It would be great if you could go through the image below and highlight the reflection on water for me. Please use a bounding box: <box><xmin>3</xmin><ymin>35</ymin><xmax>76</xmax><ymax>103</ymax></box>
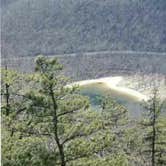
<box><xmin>80</xmin><ymin>83</ymin><xmax>143</xmax><ymax>119</ymax></box>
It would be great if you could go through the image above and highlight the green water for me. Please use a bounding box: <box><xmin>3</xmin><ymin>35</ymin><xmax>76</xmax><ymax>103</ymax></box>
<box><xmin>80</xmin><ymin>83</ymin><xmax>143</xmax><ymax>118</ymax></box>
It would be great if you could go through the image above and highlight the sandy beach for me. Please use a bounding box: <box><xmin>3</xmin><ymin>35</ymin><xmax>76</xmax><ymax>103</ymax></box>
<box><xmin>69</xmin><ymin>76</ymin><xmax>148</xmax><ymax>102</ymax></box>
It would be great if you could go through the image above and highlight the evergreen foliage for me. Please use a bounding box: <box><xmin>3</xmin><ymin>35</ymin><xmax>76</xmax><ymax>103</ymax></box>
<box><xmin>1</xmin><ymin>57</ymin><xmax>166</xmax><ymax>166</ymax></box>
<box><xmin>141</xmin><ymin>90</ymin><xmax>166</xmax><ymax>166</ymax></box>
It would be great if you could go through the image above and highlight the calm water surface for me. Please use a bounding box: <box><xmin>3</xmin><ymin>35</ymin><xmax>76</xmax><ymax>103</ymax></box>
<box><xmin>80</xmin><ymin>83</ymin><xmax>144</xmax><ymax>119</ymax></box>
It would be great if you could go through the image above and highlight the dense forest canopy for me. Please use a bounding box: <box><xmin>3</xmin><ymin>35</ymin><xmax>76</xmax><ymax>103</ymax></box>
<box><xmin>1</xmin><ymin>0</ymin><xmax>166</xmax><ymax>58</ymax></box>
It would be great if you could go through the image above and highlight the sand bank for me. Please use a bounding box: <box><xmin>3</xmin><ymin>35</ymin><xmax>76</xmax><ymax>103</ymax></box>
<box><xmin>69</xmin><ymin>76</ymin><xmax>148</xmax><ymax>102</ymax></box>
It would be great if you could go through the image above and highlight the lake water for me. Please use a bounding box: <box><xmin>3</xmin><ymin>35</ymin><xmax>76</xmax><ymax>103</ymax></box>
<box><xmin>80</xmin><ymin>83</ymin><xmax>144</xmax><ymax>119</ymax></box>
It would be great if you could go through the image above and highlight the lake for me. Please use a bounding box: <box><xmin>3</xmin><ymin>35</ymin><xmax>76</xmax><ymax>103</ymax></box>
<box><xmin>80</xmin><ymin>82</ymin><xmax>144</xmax><ymax>119</ymax></box>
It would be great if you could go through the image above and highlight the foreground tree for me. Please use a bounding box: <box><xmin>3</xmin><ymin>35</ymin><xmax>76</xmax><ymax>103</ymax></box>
<box><xmin>101</xmin><ymin>96</ymin><xmax>128</xmax><ymax>129</ymax></box>
<box><xmin>2</xmin><ymin>56</ymin><xmax>123</xmax><ymax>166</ymax></box>
<box><xmin>100</xmin><ymin>96</ymin><xmax>130</xmax><ymax>160</ymax></box>
<box><xmin>1</xmin><ymin>66</ymin><xmax>21</xmax><ymax>116</ymax></box>
<box><xmin>1</xmin><ymin>66</ymin><xmax>28</xmax><ymax>138</ymax></box>
<box><xmin>141</xmin><ymin>89</ymin><xmax>166</xmax><ymax>166</ymax></box>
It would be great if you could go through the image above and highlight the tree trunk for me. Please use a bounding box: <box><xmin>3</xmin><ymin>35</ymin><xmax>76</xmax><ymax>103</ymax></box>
<box><xmin>50</xmin><ymin>87</ymin><xmax>66</xmax><ymax>166</ymax></box>
<box><xmin>152</xmin><ymin>96</ymin><xmax>156</xmax><ymax>166</ymax></box>
<box><xmin>5</xmin><ymin>65</ymin><xmax>10</xmax><ymax>116</ymax></box>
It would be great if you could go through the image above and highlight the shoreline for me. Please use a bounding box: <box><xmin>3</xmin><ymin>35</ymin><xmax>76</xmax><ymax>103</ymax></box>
<box><xmin>69</xmin><ymin>76</ymin><xmax>149</xmax><ymax>102</ymax></box>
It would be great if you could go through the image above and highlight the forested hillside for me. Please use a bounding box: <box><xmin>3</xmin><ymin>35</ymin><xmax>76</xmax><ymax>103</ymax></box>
<box><xmin>1</xmin><ymin>0</ymin><xmax>166</xmax><ymax>58</ymax></box>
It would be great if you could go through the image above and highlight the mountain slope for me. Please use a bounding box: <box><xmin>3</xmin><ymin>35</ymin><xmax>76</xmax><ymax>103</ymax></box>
<box><xmin>1</xmin><ymin>0</ymin><xmax>166</xmax><ymax>57</ymax></box>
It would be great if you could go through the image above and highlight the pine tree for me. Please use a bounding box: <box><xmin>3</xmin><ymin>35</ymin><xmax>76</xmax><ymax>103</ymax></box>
<box><xmin>1</xmin><ymin>56</ymin><xmax>132</xmax><ymax>166</ymax></box>
<box><xmin>1</xmin><ymin>66</ymin><xmax>27</xmax><ymax>136</ymax></box>
<box><xmin>1</xmin><ymin>56</ymin><xmax>118</xmax><ymax>166</ymax></box>
<box><xmin>101</xmin><ymin>96</ymin><xmax>128</xmax><ymax>129</ymax></box>
<box><xmin>100</xmin><ymin>96</ymin><xmax>129</xmax><ymax>159</ymax></box>
<box><xmin>141</xmin><ymin>89</ymin><xmax>166</xmax><ymax>166</ymax></box>
<box><xmin>25</xmin><ymin>56</ymin><xmax>91</xmax><ymax>166</ymax></box>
